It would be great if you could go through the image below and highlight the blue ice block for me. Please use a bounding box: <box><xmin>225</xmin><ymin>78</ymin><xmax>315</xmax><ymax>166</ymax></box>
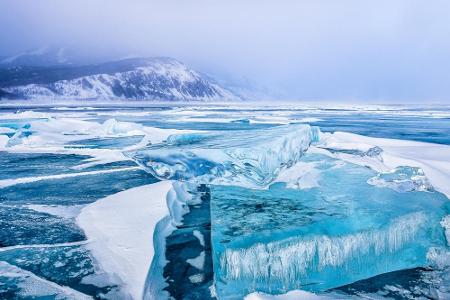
<box><xmin>210</xmin><ymin>154</ymin><xmax>449</xmax><ymax>299</ymax></box>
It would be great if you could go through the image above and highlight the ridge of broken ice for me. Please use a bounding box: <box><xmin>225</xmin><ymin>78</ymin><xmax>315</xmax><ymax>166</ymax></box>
<box><xmin>128</xmin><ymin>124</ymin><xmax>320</xmax><ymax>187</ymax></box>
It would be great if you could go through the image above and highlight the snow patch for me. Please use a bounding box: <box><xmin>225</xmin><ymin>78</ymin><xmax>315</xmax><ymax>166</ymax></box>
<box><xmin>187</xmin><ymin>251</ymin><xmax>205</xmax><ymax>270</ymax></box>
<box><xmin>193</xmin><ymin>230</ymin><xmax>205</xmax><ymax>247</ymax></box>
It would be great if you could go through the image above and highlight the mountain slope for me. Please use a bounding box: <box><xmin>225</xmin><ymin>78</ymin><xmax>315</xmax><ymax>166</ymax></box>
<box><xmin>0</xmin><ymin>57</ymin><xmax>239</xmax><ymax>101</ymax></box>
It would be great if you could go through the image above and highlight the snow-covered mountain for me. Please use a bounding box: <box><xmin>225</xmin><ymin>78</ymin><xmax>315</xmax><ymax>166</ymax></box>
<box><xmin>0</xmin><ymin>57</ymin><xmax>239</xmax><ymax>101</ymax></box>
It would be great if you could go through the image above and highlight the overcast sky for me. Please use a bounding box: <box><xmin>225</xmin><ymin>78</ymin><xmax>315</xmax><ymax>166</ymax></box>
<box><xmin>1</xmin><ymin>0</ymin><xmax>450</xmax><ymax>103</ymax></box>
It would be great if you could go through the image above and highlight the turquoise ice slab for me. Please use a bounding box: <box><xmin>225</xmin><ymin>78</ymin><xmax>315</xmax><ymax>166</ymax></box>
<box><xmin>210</xmin><ymin>154</ymin><xmax>449</xmax><ymax>299</ymax></box>
<box><xmin>129</xmin><ymin>124</ymin><xmax>319</xmax><ymax>187</ymax></box>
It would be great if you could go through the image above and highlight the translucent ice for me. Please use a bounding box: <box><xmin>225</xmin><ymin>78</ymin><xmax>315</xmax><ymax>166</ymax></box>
<box><xmin>367</xmin><ymin>166</ymin><xmax>433</xmax><ymax>192</ymax></box>
<box><xmin>128</xmin><ymin>125</ymin><xmax>320</xmax><ymax>187</ymax></box>
<box><xmin>211</xmin><ymin>154</ymin><xmax>449</xmax><ymax>299</ymax></box>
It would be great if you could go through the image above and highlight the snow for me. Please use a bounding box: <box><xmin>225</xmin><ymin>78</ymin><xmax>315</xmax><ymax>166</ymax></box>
<box><xmin>0</xmin><ymin>127</ymin><xmax>16</xmax><ymax>134</ymax></box>
<box><xmin>0</xmin><ymin>110</ymin><xmax>49</xmax><ymax>119</ymax></box>
<box><xmin>0</xmin><ymin>135</ymin><xmax>8</xmax><ymax>148</ymax></box>
<box><xmin>0</xmin><ymin>113</ymin><xmax>192</xmax><ymax>170</ymax></box>
<box><xmin>76</xmin><ymin>181</ymin><xmax>173</xmax><ymax>300</ymax></box>
<box><xmin>25</xmin><ymin>204</ymin><xmax>84</xmax><ymax>219</ymax></box>
<box><xmin>188</xmin><ymin>274</ymin><xmax>205</xmax><ymax>284</ymax></box>
<box><xmin>4</xmin><ymin>58</ymin><xmax>238</xmax><ymax>101</ymax></box>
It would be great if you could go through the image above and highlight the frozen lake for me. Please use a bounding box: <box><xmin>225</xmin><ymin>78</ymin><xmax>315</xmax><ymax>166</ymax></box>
<box><xmin>0</xmin><ymin>104</ymin><xmax>449</xmax><ymax>299</ymax></box>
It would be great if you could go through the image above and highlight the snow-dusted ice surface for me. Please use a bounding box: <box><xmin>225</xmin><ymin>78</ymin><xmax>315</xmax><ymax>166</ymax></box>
<box><xmin>0</xmin><ymin>104</ymin><xmax>449</xmax><ymax>300</ymax></box>
<box><xmin>77</xmin><ymin>182</ymin><xmax>174</xmax><ymax>299</ymax></box>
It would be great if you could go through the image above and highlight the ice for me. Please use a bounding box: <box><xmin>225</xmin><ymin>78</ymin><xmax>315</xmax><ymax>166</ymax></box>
<box><xmin>193</xmin><ymin>230</ymin><xmax>206</xmax><ymax>247</ymax></box>
<box><xmin>2</xmin><ymin>106</ymin><xmax>450</xmax><ymax>299</ymax></box>
<box><xmin>273</xmin><ymin>161</ymin><xmax>324</xmax><ymax>189</ymax></box>
<box><xmin>245</xmin><ymin>290</ymin><xmax>335</xmax><ymax>300</ymax></box>
<box><xmin>0</xmin><ymin>166</ymin><xmax>138</xmax><ymax>188</ymax></box>
<box><xmin>0</xmin><ymin>135</ymin><xmax>9</xmax><ymax>148</ymax></box>
<box><xmin>0</xmin><ymin>112</ymin><xmax>192</xmax><ymax>170</ymax></box>
<box><xmin>187</xmin><ymin>251</ymin><xmax>206</xmax><ymax>270</ymax></box>
<box><xmin>100</xmin><ymin>118</ymin><xmax>145</xmax><ymax>136</ymax></box>
<box><xmin>25</xmin><ymin>204</ymin><xmax>84</xmax><ymax>219</ymax></box>
<box><xmin>441</xmin><ymin>215</ymin><xmax>450</xmax><ymax>246</ymax></box>
<box><xmin>367</xmin><ymin>166</ymin><xmax>433</xmax><ymax>192</ymax></box>
<box><xmin>77</xmin><ymin>180</ymin><xmax>199</xmax><ymax>300</ymax></box>
<box><xmin>316</xmin><ymin>131</ymin><xmax>450</xmax><ymax>197</ymax></box>
<box><xmin>0</xmin><ymin>261</ymin><xmax>91</xmax><ymax>300</ymax></box>
<box><xmin>220</xmin><ymin>212</ymin><xmax>426</xmax><ymax>283</ymax></box>
<box><xmin>128</xmin><ymin>124</ymin><xmax>320</xmax><ymax>187</ymax></box>
<box><xmin>319</xmin><ymin>144</ymin><xmax>383</xmax><ymax>159</ymax></box>
<box><xmin>211</xmin><ymin>153</ymin><xmax>449</xmax><ymax>298</ymax></box>
<box><xmin>77</xmin><ymin>182</ymin><xmax>174</xmax><ymax>300</ymax></box>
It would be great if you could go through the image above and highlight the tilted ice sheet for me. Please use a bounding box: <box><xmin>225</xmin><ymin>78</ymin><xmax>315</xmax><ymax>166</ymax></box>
<box><xmin>128</xmin><ymin>124</ymin><xmax>320</xmax><ymax>187</ymax></box>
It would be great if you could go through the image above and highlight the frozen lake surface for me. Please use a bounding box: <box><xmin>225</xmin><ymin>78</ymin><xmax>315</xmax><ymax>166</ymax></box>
<box><xmin>0</xmin><ymin>104</ymin><xmax>449</xmax><ymax>299</ymax></box>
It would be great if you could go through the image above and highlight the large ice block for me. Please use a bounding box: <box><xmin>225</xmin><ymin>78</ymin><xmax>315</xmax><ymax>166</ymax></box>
<box><xmin>128</xmin><ymin>124</ymin><xmax>320</xmax><ymax>187</ymax></box>
<box><xmin>210</xmin><ymin>154</ymin><xmax>449</xmax><ymax>299</ymax></box>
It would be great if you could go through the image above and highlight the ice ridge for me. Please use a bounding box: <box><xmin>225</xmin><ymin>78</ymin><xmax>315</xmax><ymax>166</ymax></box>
<box><xmin>128</xmin><ymin>125</ymin><xmax>320</xmax><ymax>187</ymax></box>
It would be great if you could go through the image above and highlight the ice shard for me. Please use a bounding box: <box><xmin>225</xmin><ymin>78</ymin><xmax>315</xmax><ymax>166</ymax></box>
<box><xmin>128</xmin><ymin>124</ymin><xmax>320</xmax><ymax>187</ymax></box>
<box><xmin>367</xmin><ymin>166</ymin><xmax>433</xmax><ymax>192</ymax></box>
